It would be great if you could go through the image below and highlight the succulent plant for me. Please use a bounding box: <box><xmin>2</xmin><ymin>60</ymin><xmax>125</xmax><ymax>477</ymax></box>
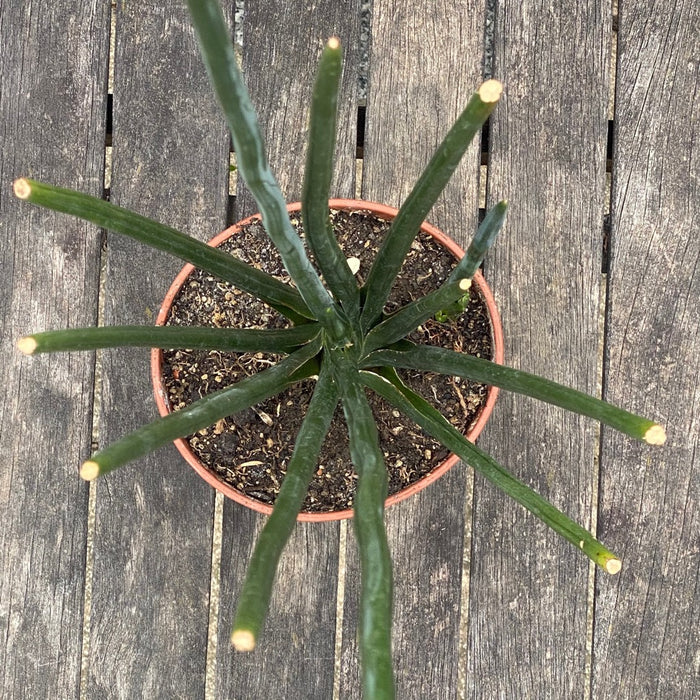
<box><xmin>14</xmin><ymin>1</ymin><xmax>665</xmax><ymax>697</ymax></box>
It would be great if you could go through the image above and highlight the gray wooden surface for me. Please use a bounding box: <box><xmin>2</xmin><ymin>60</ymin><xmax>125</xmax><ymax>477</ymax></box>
<box><xmin>594</xmin><ymin>1</ymin><xmax>700</xmax><ymax>697</ymax></box>
<box><xmin>1</xmin><ymin>1</ymin><xmax>697</xmax><ymax>699</ymax></box>
<box><xmin>469</xmin><ymin>1</ymin><xmax>609</xmax><ymax>696</ymax></box>
<box><xmin>1</xmin><ymin>2</ymin><xmax>109</xmax><ymax>698</ymax></box>
<box><xmin>88</xmin><ymin>5</ymin><xmax>228</xmax><ymax>697</ymax></box>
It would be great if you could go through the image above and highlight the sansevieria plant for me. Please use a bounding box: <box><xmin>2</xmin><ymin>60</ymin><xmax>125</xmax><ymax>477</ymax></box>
<box><xmin>13</xmin><ymin>1</ymin><xmax>665</xmax><ymax>697</ymax></box>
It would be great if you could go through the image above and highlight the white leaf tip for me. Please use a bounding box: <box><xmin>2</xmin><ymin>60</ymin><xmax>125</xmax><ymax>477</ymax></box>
<box><xmin>13</xmin><ymin>178</ymin><xmax>31</xmax><ymax>199</ymax></box>
<box><xmin>80</xmin><ymin>460</ymin><xmax>100</xmax><ymax>481</ymax></box>
<box><xmin>17</xmin><ymin>337</ymin><xmax>37</xmax><ymax>355</ymax></box>
<box><xmin>478</xmin><ymin>79</ymin><xmax>503</xmax><ymax>103</ymax></box>
<box><xmin>347</xmin><ymin>257</ymin><xmax>361</xmax><ymax>275</ymax></box>
<box><xmin>232</xmin><ymin>630</ymin><xmax>256</xmax><ymax>652</ymax></box>
<box><xmin>605</xmin><ymin>558</ymin><xmax>622</xmax><ymax>575</ymax></box>
<box><xmin>644</xmin><ymin>424</ymin><xmax>666</xmax><ymax>445</ymax></box>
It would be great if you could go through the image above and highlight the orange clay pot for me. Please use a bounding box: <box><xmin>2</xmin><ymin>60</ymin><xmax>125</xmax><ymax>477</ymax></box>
<box><xmin>151</xmin><ymin>199</ymin><xmax>504</xmax><ymax>522</ymax></box>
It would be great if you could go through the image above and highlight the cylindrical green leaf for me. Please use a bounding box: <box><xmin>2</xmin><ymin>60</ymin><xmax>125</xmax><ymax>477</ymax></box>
<box><xmin>13</xmin><ymin>178</ymin><xmax>309</xmax><ymax>320</ymax></box>
<box><xmin>363</xmin><ymin>201</ymin><xmax>508</xmax><ymax>350</ymax></box>
<box><xmin>186</xmin><ymin>0</ymin><xmax>346</xmax><ymax>332</ymax></box>
<box><xmin>302</xmin><ymin>38</ymin><xmax>361</xmax><ymax>319</ymax></box>
<box><xmin>363</xmin><ymin>278</ymin><xmax>471</xmax><ymax>353</ymax></box>
<box><xmin>361</xmin><ymin>368</ymin><xmax>622</xmax><ymax>574</ymax></box>
<box><xmin>18</xmin><ymin>324</ymin><xmax>320</xmax><ymax>354</ymax></box>
<box><xmin>448</xmin><ymin>200</ymin><xmax>508</xmax><ymax>281</ymax></box>
<box><xmin>365</xmin><ymin>344</ymin><xmax>665</xmax><ymax>444</ymax></box>
<box><xmin>360</xmin><ymin>80</ymin><xmax>503</xmax><ymax>330</ymax></box>
<box><xmin>232</xmin><ymin>368</ymin><xmax>339</xmax><ymax>651</ymax></box>
<box><xmin>80</xmin><ymin>337</ymin><xmax>321</xmax><ymax>480</ymax></box>
<box><xmin>331</xmin><ymin>353</ymin><xmax>395</xmax><ymax>700</ymax></box>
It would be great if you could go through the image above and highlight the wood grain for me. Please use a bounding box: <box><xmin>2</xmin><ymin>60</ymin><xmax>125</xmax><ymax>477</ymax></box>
<box><xmin>339</xmin><ymin>1</ymin><xmax>486</xmax><ymax>697</ymax></box>
<box><xmin>467</xmin><ymin>1</ymin><xmax>611</xmax><ymax>696</ymax></box>
<box><xmin>217</xmin><ymin>1</ymin><xmax>361</xmax><ymax>697</ymax></box>
<box><xmin>234</xmin><ymin>0</ymin><xmax>361</xmax><ymax>218</ymax></box>
<box><xmin>0</xmin><ymin>2</ymin><xmax>110</xmax><ymax>698</ymax></box>
<box><xmin>593</xmin><ymin>0</ymin><xmax>700</xmax><ymax>696</ymax></box>
<box><xmin>86</xmin><ymin>4</ymin><xmax>229</xmax><ymax>697</ymax></box>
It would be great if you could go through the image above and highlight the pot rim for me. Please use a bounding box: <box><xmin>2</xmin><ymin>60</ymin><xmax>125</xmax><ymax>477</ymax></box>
<box><xmin>150</xmin><ymin>198</ymin><xmax>504</xmax><ymax>521</ymax></box>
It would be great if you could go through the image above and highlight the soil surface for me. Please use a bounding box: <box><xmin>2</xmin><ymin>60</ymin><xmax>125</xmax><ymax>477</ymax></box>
<box><xmin>161</xmin><ymin>209</ymin><xmax>494</xmax><ymax>513</ymax></box>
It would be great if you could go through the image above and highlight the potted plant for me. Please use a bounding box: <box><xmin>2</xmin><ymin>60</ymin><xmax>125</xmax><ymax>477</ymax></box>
<box><xmin>13</xmin><ymin>1</ymin><xmax>665</xmax><ymax>697</ymax></box>
<box><xmin>150</xmin><ymin>197</ymin><xmax>504</xmax><ymax>521</ymax></box>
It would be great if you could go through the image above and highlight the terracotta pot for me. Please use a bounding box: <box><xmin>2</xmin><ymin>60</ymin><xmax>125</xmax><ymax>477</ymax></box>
<box><xmin>151</xmin><ymin>199</ymin><xmax>504</xmax><ymax>521</ymax></box>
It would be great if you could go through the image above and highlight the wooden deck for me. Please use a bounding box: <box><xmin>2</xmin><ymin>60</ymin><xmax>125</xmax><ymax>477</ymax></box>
<box><xmin>1</xmin><ymin>1</ymin><xmax>697</xmax><ymax>698</ymax></box>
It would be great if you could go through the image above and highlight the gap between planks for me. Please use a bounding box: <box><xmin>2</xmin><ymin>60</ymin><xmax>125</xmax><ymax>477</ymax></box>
<box><xmin>80</xmin><ymin>4</ymin><xmax>116</xmax><ymax>697</ymax></box>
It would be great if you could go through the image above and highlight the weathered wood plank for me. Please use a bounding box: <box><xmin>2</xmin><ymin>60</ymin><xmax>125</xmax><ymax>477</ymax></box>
<box><xmin>339</xmin><ymin>2</ymin><xmax>486</xmax><ymax>696</ymax></box>
<box><xmin>218</xmin><ymin>510</ymin><xmax>343</xmax><ymax>698</ymax></box>
<box><xmin>87</xmin><ymin>4</ymin><xmax>230</xmax><ymax>697</ymax></box>
<box><xmin>234</xmin><ymin>0</ymin><xmax>361</xmax><ymax>218</ymax></box>
<box><xmin>216</xmin><ymin>1</ymin><xmax>360</xmax><ymax>697</ymax></box>
<box><xmin>0</xmin><ymin>2</ymin><xmax>110</xmax><ymax>698</ymax></box>
<box><xmin>467</xmin><ymin>1</ymin><xmax>611</xmax><ymax>696</ymax></box>
<box><xmin>593</xmin><ymin>1</ymin><xmax>700</xmax><ymax>696</ymax></box>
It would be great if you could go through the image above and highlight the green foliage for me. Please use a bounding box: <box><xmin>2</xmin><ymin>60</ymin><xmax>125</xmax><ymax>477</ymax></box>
<box><xmin>232</xmin><ymin>366</ymin><xmax>339</xmax><ymax>650</ymax></box>
<box><xmin>14</xmin><ymin>1</ymin><xmax>664</xmax><ymax>697</ymax></box>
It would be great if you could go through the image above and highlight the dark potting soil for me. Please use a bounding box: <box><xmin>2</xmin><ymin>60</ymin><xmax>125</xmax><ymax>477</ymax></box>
<box><xmin>161</xmin><ymin>208</ymin><xmax>493</xmax><ymax>513</ymax></box>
